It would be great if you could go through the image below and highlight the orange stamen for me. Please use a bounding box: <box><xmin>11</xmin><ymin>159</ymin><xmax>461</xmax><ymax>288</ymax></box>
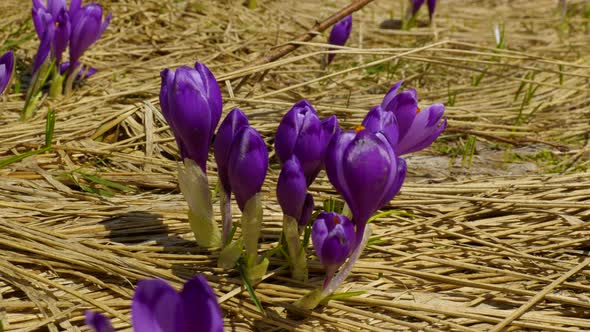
<box><xmin>416</xmin><ymin>107</ymin><xmax>421</xmax><ymax>113</ymax></box>
<box><xmin>355</xmin><ymin>125</ymin><xmax>365</xmax><ymax>133</ymax></box>
<box><xmin>333</xmin><ymin>216</ymin><xmax>340</xmax><ymax>224</ymax></box>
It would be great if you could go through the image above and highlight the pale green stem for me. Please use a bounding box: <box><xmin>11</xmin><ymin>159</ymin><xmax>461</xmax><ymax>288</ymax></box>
<box><xmin>283</xmin><ymin>215</ymin><xmax>307</xmax><ymax>281</ymax></box>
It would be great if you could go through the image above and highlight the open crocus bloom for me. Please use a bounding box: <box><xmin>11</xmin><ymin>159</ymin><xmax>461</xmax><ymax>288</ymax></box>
<box><xmin>86</xmin><ymin>275</ymin><xmax>224</xmax><ymax>332</ymax></box>
<box><xmin>0</xmin><ymin>50</ymin><xmax>15</xmax><ymax>96</ymax></box>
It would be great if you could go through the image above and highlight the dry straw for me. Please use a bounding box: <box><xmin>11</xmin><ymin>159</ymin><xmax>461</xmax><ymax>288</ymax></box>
<box><xmin>1</xmin><ymin>0</ymin><xmax>590</xmax><ymax>331</ymax></box>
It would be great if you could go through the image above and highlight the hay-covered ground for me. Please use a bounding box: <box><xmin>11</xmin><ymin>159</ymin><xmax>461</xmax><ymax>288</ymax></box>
<box><xmin>1</xmin><ymin>0</ymin><xmax>590</xmax><ymax>331</ymax></box>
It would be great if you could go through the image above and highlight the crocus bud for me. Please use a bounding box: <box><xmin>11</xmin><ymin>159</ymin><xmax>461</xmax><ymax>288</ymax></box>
<box><xmin>410</xmin><ymin>0</ymin><xmax>425</xmax><ymax>16</ymax></box>
<box><xmin>327</xmin><ymin>15</ymin><xmax>352</xmax><ymax>64</ymax></box>
<box><xmin>160</xmin><ymin>62</ymin><xmax>223</xmax><ymax>171</ymax></box>
<box><xmin>214</xmin><ymin>108</ymin><xmax>250</xmax><ymax>194</ymax></box>
<box><xmin>312</xmin><ymin>212</ymin><xmax>355</xmax><ymax>274</ymax></box>
<box><xmin>68</xmin><ymin>1</ymin><xmax>111</xmax><ymax>69</ymax></box>
<box><xmin>325</xmin><ymin>129</ymin><xmax>405</xmax><ymax>243</ymax></box>
<box><xmin>227</xmin><ymin>126</ymin><xmax>268</xmax><ymax>211</ymax></box>
<box><xmin>427</xmin><ymin>0</ymin><xmax>437</xmax><ymax>21</ymax></box>
<box><xmin>275</xmin><ymin>100</ymin><xmax>337</xmax><ymax>185</ymax></box>
<box><xmin>276</xmin><ymin>156</ymin><xmax>307</xmax><ymax>221</ymax></box>
<box><xmin>0</xmin><ymin>50</ymin><xmax>15</xmax><ymax>96</ymax></box>
<box><xmin>380</xmin><ymin>82</ymin><xmax>447</xmax><ymax>155</ymax></box>
<box><xmin>86</xmin><ymin>275</ymin><xmax>224</xmax><ymax>332</ymax></box>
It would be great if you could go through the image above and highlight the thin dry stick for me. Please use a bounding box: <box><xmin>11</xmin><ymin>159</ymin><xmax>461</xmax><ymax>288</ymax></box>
<box><xmin>233</xmin><ymin>0</ymin><xmax>375</xmax><ymax>93</ymax></box>
<box><xmin>489</xmin><ymin>257</ymin><xmax>590</xmax><ymax>332</ymax></box>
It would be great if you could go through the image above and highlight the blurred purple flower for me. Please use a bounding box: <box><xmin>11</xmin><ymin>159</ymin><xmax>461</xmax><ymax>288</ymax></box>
<box><xmin>214</xmin><ymin>108</ymin><xmax>250</xmax><ymax>194</ymax></box>
<box><xmin>275</xmin><ymin>100</ymin><xmax>339</xmax><ymax>185</ymax></box>
<box><xmin>325</xmin><ymin>128</ymin><xmax>406</xmax><ymax>246</ymax></box>
<box><xmin>227</xmin><ymin>126</ymin><xmax>268</xmax><ymax>211</ymax></box>
<box><xmin>0</xmin><ymin>50</ymin><xmax>15</xmax><ymax>96</ymax></box>
<box><xmin>68</xmin><ymin>0</ymin><xmax>111</xmax><ymax>72</ymax></box>
<box><xmin>276</xmin><ymin>156</ymin><xmax>307</xmax><ymax>221</ymax></box>
<box><xmin>312</xmin><ymin>212</ymin><xmax>355</xmax><ymax>281</ymax></box>
<box><xmin>160</xmin><ymin>62</ymin><xmax>222</xmax><ymax>171</ymax></box>
<box><xmin>379</xmin><ymin>81</ymin><xmax>447</xmax><ymax>155</ymax></box>
<box><xmin>86</xmin><ymin>275</ymin><xmax>224</xmax><ymax>332</ymax></box>
<box><xmin>410</xmin><ymin>0</ymin><xmax>425</xmax><ymax>16</ymax></box>
<box><xmin>327</xmin><ymin>15</ymin><xmax>352</xmax><ymax>64</ymax></box>
<box><xmin>427</xmin><ymin>0</ymin><xmax>437</xmax><ymax>21</ymax></box>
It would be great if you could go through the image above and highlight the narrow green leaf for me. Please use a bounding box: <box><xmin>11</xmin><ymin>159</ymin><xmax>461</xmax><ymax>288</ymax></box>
<box><xmin>238</xmin><ymin>259</ymin><xmax>265</xmax><ymax>313</ymax></box>
<box><xmin>45</xmin><ymin>109</ymin><xmax>56</xmax><ymax>148</ymax></box>
<box><xmin>78</xmin><ymin>172</ymin><xmax>133</xmax><ymax>192</ymax></box>
<box><xmin>0</xmin><ymin>147</ymin><xmax>50</xmax><ymax>168</ymax></box>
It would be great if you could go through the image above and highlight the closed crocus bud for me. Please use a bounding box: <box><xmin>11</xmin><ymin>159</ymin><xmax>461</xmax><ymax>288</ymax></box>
<box><xmin>276</xmin><ymin>156</ymin><xmax>307</xmax><ymax>220</ymax></box>
<box><xmin>327</xmin><ymin>15</ymin><xmax>352</xmax><ymax>64</ymax></box>
<box><xmin>228</xmin><ymin>126</ymin><xmax>268</xmax><ymax>211</ymax></box>
<box><xmin>68</xmin><ymin>1</ymin><xmax>111</xmax><ymax>69</ymax></box>
<box><xmin>381</xmin><ymin>83</ymin><xmax>447</xmax><ymax>155</ymax></box>
<box><xmin>86</xmin><ymin>274</ymin><xmax>224</xmax><ymax>332</ymax></box>
<box><xmin>427</xmin><ymin>0</ymin><xmax>437</xmax><ymax>21</ymax></box>
<box><xmin>160</xmin><ymin>63</ymin><xmax>223</xmax><ymax>171</ymax></box>
<box><xmin>0</xmin><ymin>50</ymin><xmax>15</xmax><ymax>96</ymax></box>
<box><xmin>312</xmin><ymin>212</ymin><xmax>355</xmax><ymax>274</ymax></box>
<box><xmin>326</xmin><ymin>129</ymin><xmax>404</xmax><ymax>243</ymax></box>
<box><xmin>214</xmin><ymin>108</ymin><xmax>250</xmax><ymax>194</ymax></box>
<box><xmin>275</xmin><ymin>100</ymin><xmax>329</xmax><ymax>185</ymax></box>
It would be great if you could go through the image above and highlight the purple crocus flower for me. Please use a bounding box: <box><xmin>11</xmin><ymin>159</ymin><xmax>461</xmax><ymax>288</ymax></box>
<box><xmin>427</xmin><ymin>0</ymin><xmax>437</xmax><ymax>21</ymax></box>
<box><xmin>86</xmin><ymin>275</ymin><xmax>224</xmax><ymax>332</ymax></box>
<box><xmin>410</xmin><ymin>0</ymin><xmax>425</xmax><ymax>16</ymax></box>
<box><xmin>160</xmin><ymin>62</ymin><xmax>222</xmax><ymax>171</ymax></box>
<box><xmin>68</xmin><ymin>0</ymin><xmax>111</xmax><ymax>72</ymax></box>
<box><xmin>227</xmin><ymin>126</ymin><xmax>268</xmax><ymax>211</ymax></box>
<box><xmin>275</xmin><ymin>100</ymin><xmax>339</xmax><ymax>185</ymax></box>
<box><xmin>378</xmin><ymin>81</ymin><xmax>447</xmax><ymax>155</ymax></box>
<box><xmin>0</xmin><ymin>50</ymin><xmax>15</xmax><ymax>96</ymax></box>
<box><xmin>276</xmin><ymin>156</ymin><xmax>307</xmax><ymax>222</ymax></box>
<box><xmin>327</xmin><ymin>15</ymin><xmax>352</xmax><ymax>64</ymax></box>
<box><xmin>213</xmin><ymin>108</ymin><xmax>250</xmax><ymax>194</ymax></box>
<box><xmin>32</xmin><ymin>0</ymin><xmax>70</xmax><ymax>70</ymax></box>
<box><xmin>361</xmin><ymin>105</ymin><xmax>399</xmax><ymax>147</ymax></box>
<box><xmin>312</xmin><ymin>212</ymin><xmax>355</xmax><ymax>282</ymax></box>
<box><xmin>325</xmin><ymin>128</ymin><xmax>406</xmax><ymax>246</ymax></box>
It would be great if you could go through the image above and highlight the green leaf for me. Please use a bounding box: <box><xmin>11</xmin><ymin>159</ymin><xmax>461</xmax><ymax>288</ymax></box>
<box><xmin>78</xmin><ymin>173</ymin><xmax>133</xmax><ymax>192</ymax></box>
<box><xmin>45</xmin><ymin>109</ymin><xmax>56</xmax><ymax>148</ymax></box>
<box><xmin>238</xmin><ymin>259</ymin><xmax>265</xmax><ymax>313</ymax></box>
<box><xmin>321</xmin><ymin>290</ymin><xmax>365</xmax><ymax>303</ymax></box>
<box><xmin>0</xmin><ymin>147</ymin><xmax>50</xmax><ymax>168</ymax></box>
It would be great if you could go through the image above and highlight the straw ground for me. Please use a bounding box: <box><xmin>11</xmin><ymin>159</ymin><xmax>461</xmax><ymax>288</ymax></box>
<box><xmin>1</xmin><ymin>0</ymin><xmax>590</xmax><ymax>330</ymax></box>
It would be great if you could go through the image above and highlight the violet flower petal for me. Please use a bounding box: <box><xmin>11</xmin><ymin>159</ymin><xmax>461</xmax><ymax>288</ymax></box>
<box><xmin>213</xmin><ymin>108</ymin><xmax>250</xmax><ymax>193</ymax></box>
<box><xmin>85</xmin><ymin>311</ymin><xmax>115</xmax><ymax>332</ymax></box>
<box><xmin>277</xmin><ymin>156</ymin><xmax>307</xmax><ymax>220</ymax></box>
<box><xmin>179</xmin><ymin>275</ymin><xmax>224</xmax><ymax>332</ymax></box>
<box><xmin>0</xmin><ymin>50</ymin><xmax>15</xmax><ymax>96</ymax></box>
<box><xmin>327</xmin><ymin>15</ymin><xmax>352</xmax><ymax>64</ymax></box>
<box><xmin>227</xmin><ymin>126</ymin><xmax>268</xmax><ymax>211</ymax></box>
<box><xmin>131</xmin><ymin>279</ymin><xmax>183</xmax><ymax>332</ymax></box>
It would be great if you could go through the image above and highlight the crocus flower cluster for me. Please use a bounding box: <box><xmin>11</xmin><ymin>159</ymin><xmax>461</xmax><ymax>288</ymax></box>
<box><xmin>160</xmin><ymin>63</ymin><xmax>269</xmax><ymax>283</ymax></box>
<box><xmin>159</xmin><ymin>60</ymin><xmax>445</xmax><ymax>306</ymax></box>
<box><xmin>274</xmin><ymin>100</ymin><xmax>339</xmax><ymax>280</ymax></box>
<box><xmin>0</xmin><ymin>51</ymin><xmax>15</xmax><ymax>96</ymax></box>
<box><xmin>23</xmin><ymin>0</ymin><xmax>111</xmax><ymax>119</ymax></box>
<box><xmin>86</xmin><ymin>274</ymin><xmax>224</xmax><ymax>332</ymax></box>
<box><xmin>327</xmin><ymin>15</ymin><xmax>353</xmax><ymax>64</ymax></box>
<box><xmin>296</xmin><ymin>81</ymin><xmax>445</xmax><ymax>308</ymax></box>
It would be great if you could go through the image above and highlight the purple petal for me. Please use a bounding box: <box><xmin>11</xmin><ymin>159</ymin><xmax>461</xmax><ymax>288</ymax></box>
<box><xmin>33</xmin><ymin>24</ymin><xmax>54</xmax><ymax>74</ymax></box>
<box><xmin>85</xmin><ymin>311</ymin><xmax>114</xmax><ymax>332</ymax></box>
<box><xmin>325</xmin><ymin>131</ymin><xmax>356</xmax><ymax>212</ymax></box>
<box><xmin>276</xmin><ymin>156</ymin><xmax>307</xmax><ymax>219</ymax></box>
<box><xmin>379</xmin><ymin>157</ymin><xmax>407</xmax><ymax>207</ymax></box>
<box><xmin>411</xmin><ymin>0</ymin><xmax>426</xmax><ymax>15</ymax></box>
<box><xmin>395</xmin><ymin>104</ymin><xmax>446</xmax><ymax>155</ymax></box>
<box><xmin>179</xmin><ymin>275</ymin><xmax>224</xmax><ymax>332</ymax></box>
<box><xmin>298</xmin><ymin>193</ymin><xmax>314</xmax><ymax>227</ymax></box>
<box><xmin>312</xmin><ymin>212</ymin><xmax>355</xmax><ymax>268</ymax></box>
<box><xmin>427</xmin><ymin>0</ymin><xmax>437</xmax><ymax>20</ymax></box>
<box><xmin>53</xmin><ymin>9</ymin><xmax>70</xmax><ymax>65</ymax></box>
<box><xmin>213</xmin><ymin>108</ymin><xmax>250</xmax><ymax>193</ymax></box>
<box><xmin>132</xmin><ymin>279</ymin><xmax>182</xmax><ymax>332</ymax></box>
<box><xmin>194</xmin><ymin>62</ymin><xmax>222</xmax><ymax>131</ymax></box>
<box><xmin>69</xmin><ymin>3</ymin><xmax>109</xmax><ymax>65</ymax></box>
<box><xmin>275</xmin><ymin>100</ymin><xmax>317</xmax><ymax>164</ymax></box>
<box><xmin>386</xmin><ymin>90</ymin><xmax>419</xmax><ymax>140</ymax></box>
<box><xmin>227</xmin><ymin>126</ymin><xmax>268</xmax><ymax>210</ymax></box>
<box><xmin>361</xmin><ymin>105</ymin><xmax>399</xmax><ymax>147</ymax></box>
<box><xmin>327</xmin><ymin>15</ymin><xmax>353</xmax><ymax>64</ymax></box>
<box><xmin>0</xmin><ymin>50</ymin><xmax>15</xmax><ymax>96</ymax></box>
<box><xmin>380</xmin><ymin>80</ymin><xmax>403</xmax><ymax>110</ymax></box>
